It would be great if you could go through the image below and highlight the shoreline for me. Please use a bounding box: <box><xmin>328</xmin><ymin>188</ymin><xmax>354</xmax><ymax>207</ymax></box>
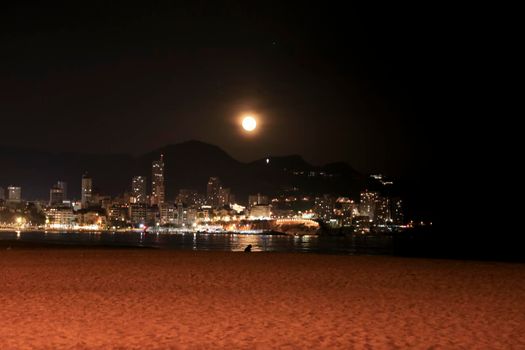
<box><xmin>0</xmin><ymin>227</ymin><xmax>304</xmax><ymax>236</ymax></box>
<box><xmin>0</xmin><ymin>239</ymin><xmax>159</xmax><ymax>250</ymax></box>
<box><xmin>2</xmin><ymin>229</ymin><xmax>525</xmax><ymax>263</ymax></box>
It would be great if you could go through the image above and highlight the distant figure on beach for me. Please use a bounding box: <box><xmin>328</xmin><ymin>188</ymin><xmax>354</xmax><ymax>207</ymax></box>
<box><xmin>244</xmin><ymin>244</ymin><xmax>252</xmax><ymax>252</ymax></box>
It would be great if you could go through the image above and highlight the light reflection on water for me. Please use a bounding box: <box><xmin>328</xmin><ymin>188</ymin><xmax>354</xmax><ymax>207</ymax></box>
<box><xmin>0</xmin><ymin>231</ymin><xmax>393</xmax><ymax>255</ymax></box>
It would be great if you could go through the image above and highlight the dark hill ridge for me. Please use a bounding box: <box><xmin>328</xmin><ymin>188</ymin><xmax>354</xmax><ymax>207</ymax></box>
<box><xmin>0</xmin><ymin>140</ymin><xmax>367</xmax><ymax>202</ymax></box>
<box><xmin>249</xmin><ymin>155</ymin><xmax>312</xmax><ymax>171</ymax></box>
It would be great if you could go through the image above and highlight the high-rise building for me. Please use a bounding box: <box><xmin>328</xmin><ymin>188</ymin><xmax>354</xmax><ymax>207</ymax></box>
<box><xmin>314</xmin><ymin>194</ymin><xmax>335</xmax><ymax>220</ymax></box>
<box><xmin>391</xmin><ymin>198</ymin><xmax>404</xmax><ymax>225</ymax></box>
<box><xmin>92</xmin><ymin>194</ymin><xmax>111</xmax><ymax>209</ymax></box>
<box><xmin>108</xmin><ymin>204</ymin><xmax>129</xmax><ymax>225</ymax></box>
<box><xmin>57</xmin><ymin>181</ymin><xmax>67</xmax><ymax>200</ymax></box>
<box><xmin>360</xmin><ymin>190</ymin><xmax>379</xmax><ymax>221</ymax></box>
<box><xmin>248</xmin><ymin>193</ymin><xmax>269</xmax><ymax>207</ymax></box>
<box><xmin>131</xmin><ymin>176</ymin><xmax>147</xmax><ymax>204</ymax></box>
<box><xmin>151</xmin><ymin>155</ymin><xmax>165</xmax><ymax>205</ymax></box>
<box><xmin>206</xmin><ymin>177</ymin><xmax>221</xmax><ymax>207</ymax></box>
<box><xmin>129</xmin><ymin>203</ymin><xmax>148</xmax><ymax>226</ymax></box>
<box><xmin>146</xmin><ymin>206</ymin><xmax>159</xmax><ymax>225</ymax></box>
<box><xmin>81</xmin><ymin>174</ymin><xmax>93</xmax><ymax>208</ymax></box>
<box><xmin>49</xmin><ymin>184</ymin><xmax>64</xmax><ymax>205</ymax></box>
<box><xmin>335</xmin><ymin>197</ymin><xmax>356</xmax><ymax>226</ymax></box>
<box><xmin>176</xmin><ymin>202</ymin><xmax>187</xmax><ymax>226</ymax></box>
<box><xmin>159</xmin><ymin>202</ymin><xmax>177</xmax><ymax>225</ymax></box>
<box><xmin>374</xmin><ymin>197</ymin><xmax>391</xmax><ymax>224</ymax></box>
<box><xmin>7</xmin><ymin>186</ymin><xmax>21</xmax><ymax>203</ymax></box>
<box><xmin>176</xmin><ymin>189</ymin><xmax>205</xmax><ymax>207</ymax></box>
<box><xmin>0</xmin><ymin>187</ymin><xmax>4</xmax><ymax>201</ymax></box>
<box><xmin>218</xmin><ymin>187</ymin><xmax>231</xmax><ymax>207</ymax></box>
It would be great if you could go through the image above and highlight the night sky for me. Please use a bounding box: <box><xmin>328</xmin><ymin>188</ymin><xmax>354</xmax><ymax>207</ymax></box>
<box><xmin>0</xmin><ymin>2</ymin><xmax>433</xmax><ymax>177</ymax></box>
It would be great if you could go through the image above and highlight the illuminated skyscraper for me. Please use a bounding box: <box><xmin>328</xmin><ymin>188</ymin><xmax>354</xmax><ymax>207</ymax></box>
<box><xmin>49</xmin><ymin>184</ymin><xmax>64</xmax><ymax>205</ymax></box>
<box><xmin>391</xmin><ymin>198</ymin><xmax>404</xmax><ymax>225</ymax></box>
<box><xmin>218</xmin><ymin>187</ymin><xmax>231</xmax><ymax>207</ymax></box>
<box><xmin>151</xmin><ymin>155</ymin><xmax>165</xmax><ymax>205</ymax></box>
<box><xmin>81</xmin><ymin>174</ymin><xmax>92</xmax><ymax>208</ymax></box>
<box><xmin>7</xmin><ymin>186</ymin><xmax>21</xmax><ymax>203</ymax></box>
<box><xmin>314</xmin><ymin>194</ymin><xmax>335</xmax><ymax>220</ymax></box>
<box><xmin>360</xmin><ymin>190</ymin><xmax>379</xmax><ymax>221</ymax></box>
<box><xmin>57</xmin><ymin>181</ymin><xmax>67</xmax><ymax>200</ymax></box>
<box><xmin>131</xmin><ymin>176</ymin><xmax>147</xmax><ymax>204</ymax></box>
<box><xmin>335</xmin><ymin>197</ymin><xmax>356</xmax><ymax>226</ymax></box>
<box><xmin>176</xmin><ymin>189</ymin><xmax>205</xmax><ymax>207</ymax></box>
<box><xmin>374</xmin><ymin>197</ymin><xmax>391</xmax><ymax>224</ymax></box>
<box><xmin>206</xmin><ymin>177</ymin><xmax>221</xmax><ymax>207</ymax></box>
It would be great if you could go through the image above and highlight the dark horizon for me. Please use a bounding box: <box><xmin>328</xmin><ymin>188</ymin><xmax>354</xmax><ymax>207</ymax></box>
<box><xmin>1</xmin><ymin>137</ymin><xmax>414</xmax><ymax>175</ymax></box>
<box><xmin>0</xmin><ymin>2</ymin><xmax>434</xmax><ymax>178</ymax></box>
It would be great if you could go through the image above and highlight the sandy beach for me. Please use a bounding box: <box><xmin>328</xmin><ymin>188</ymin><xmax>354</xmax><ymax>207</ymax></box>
<box><xmin>1</xmin><ymin>249</ymin><xmax>524</xmax><ymax>349</ymax></box>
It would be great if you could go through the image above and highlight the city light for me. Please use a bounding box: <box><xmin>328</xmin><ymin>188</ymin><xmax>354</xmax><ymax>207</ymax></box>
<box><xmin>1</xmin><ymin>161</ymin><xmax>407</xmax><ymax>235</ymax></box>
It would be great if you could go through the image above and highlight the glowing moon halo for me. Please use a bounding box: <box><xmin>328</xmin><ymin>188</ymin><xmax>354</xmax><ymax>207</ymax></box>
<box><xmin>242</xmin><ymin>116</ymin><xmax>257</xmax><ymax>131</ymax></box>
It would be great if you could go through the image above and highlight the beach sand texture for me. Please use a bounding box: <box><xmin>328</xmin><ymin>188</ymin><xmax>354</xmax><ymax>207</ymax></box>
<box><xmin>1</xmin><ymin>250</ymin><xmax>525</xmax><ymax>349</ymax></box>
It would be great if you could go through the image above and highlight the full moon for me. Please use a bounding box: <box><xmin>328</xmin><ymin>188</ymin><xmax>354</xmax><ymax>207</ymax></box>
<box><xmin>242</xmin><ymin>116</ymin><xmax>257</xmax><ymax>131</ymax></box>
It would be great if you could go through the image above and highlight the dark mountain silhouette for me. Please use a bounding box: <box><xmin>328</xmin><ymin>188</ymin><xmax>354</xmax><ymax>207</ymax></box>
<box><xmin>249</xmin><ymin>155</ymin><xmax>312</xmax><ymax>171</ymax></box>
<box><xmin>0</xmin><ymin>140</ymin><xmax>369</xmax><ymax>203</ymax></box>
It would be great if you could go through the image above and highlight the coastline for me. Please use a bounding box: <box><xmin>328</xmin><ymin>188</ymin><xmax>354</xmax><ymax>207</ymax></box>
<box><xmin>0</xmin><ymin>226</ymin><xmax>305</xmax><ymax>236</ymax></box>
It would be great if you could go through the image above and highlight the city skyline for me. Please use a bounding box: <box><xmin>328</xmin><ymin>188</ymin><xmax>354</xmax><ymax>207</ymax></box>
<box><xmin>1</xmin><ymin>139</ymin><xmax>430</xmax><ymax>222</ymax></box>
<box><xmin>0</xmin><ymin>150</ymin><xmax>408</xmax><ymax>232</ymax></box>
<box><xmin>1</xmin><ymin>168</ymin><xmax>406</xmax><ymax>233</ymax></box>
